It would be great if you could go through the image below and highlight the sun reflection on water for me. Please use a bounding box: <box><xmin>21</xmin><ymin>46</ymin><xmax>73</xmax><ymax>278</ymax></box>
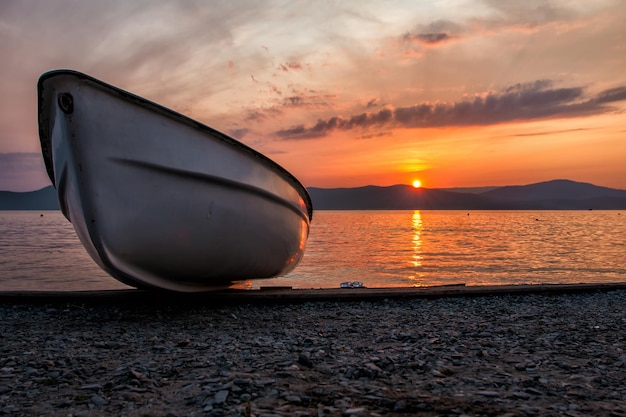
<box><xmin>409</xmin><ymin>210</ymin><xmax>426</xmax><ymax>286</ymax></box>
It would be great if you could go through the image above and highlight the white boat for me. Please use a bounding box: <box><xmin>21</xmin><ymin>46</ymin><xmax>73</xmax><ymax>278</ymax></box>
<box><xmin>38</xmin><ymin>70</ymin><xmax>313</xmax><ymax>292</ymax></box>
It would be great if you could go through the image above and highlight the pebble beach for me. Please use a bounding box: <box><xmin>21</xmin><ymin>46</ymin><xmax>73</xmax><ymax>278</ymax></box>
<box><xmin>1</xmin><ymin>289</ymin><xmax>625</xmax><ymax>417</ymax></box>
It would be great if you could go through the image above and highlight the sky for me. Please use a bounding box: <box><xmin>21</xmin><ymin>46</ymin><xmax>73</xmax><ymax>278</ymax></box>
<box><xmin>1</xmin><ymin>0</ymin><xmax>625</xmax><ymax>191</ymax></box>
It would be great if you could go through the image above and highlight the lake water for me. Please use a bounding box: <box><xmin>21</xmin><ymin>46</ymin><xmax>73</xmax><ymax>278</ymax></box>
<box><xmin>0</xmin><ymin>210</ymin><xmax>624</xmax><ymax>291</ymax></box>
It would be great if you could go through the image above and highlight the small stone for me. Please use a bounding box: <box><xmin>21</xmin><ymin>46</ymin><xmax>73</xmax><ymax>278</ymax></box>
<box><xmin>54</xmin><ymin>399</ymin><xmax>72</xmax><ymax>408</ymax></box>
<box><xmin>335</xmin><ymin>399</ymin><xmax>351</xmax><ymax>409</ymax></box>
<box><xmin>285</xmin><ymin>395</ymin><xmax>302</xmax><ymax>404</ymax></box>
<box><xmin>214</xmin><ymin>390</ymin><xmax>229</xmax><ymax>404</ymax></box>
<box><xmin>234</xmin><ymin>378</ymin><xmax>252</xmax><ymax>386</ymax></box>
<box><xmin>256</xmin><ymin>397</ymin><xmax>278</xmax><ymax>409</ymax></box>
<box><xmin>298</xmin><ymin>353</ymin><xmax>313</xmax><ymax>368</ymax></box>
<box><xmin>90</xmin><ymin>394</ymin><xmax>108</xmax><ymax>406</ymax></box>
<box><xmin>177</xmin><ymin>338</ymin><xmax>191</xmax><ymax>347</ymax></box>
<box><xmin>364</xmin><ymin>362</ymin><xmax>383</xmax><ymax>378</ymax></box>
<box><xmin>477</xmin><ymin>390</ymin><xmax>500</xmax><ymax>398</ymax></box>
<box><xmin>525</xmin><ymin>387</ymin><xmax>543</xmax><ymax>396</ymax></box>
<box><xmin>255</xmin><ymin>378</ymin><xmax>276</xmax><ymax>386</ymax></box>
<box><xmin>393</xmin><ymin>400</ymin><xmax>407</xmax><ymax>411</ymax></box>
<box><xmin>80</xmin><ymin>383</ymin><xmax>102</xmax><ymax>391</ymax></box>
<box><xmin>2</xmin><ymin>405</ymin><xmax>20</xmax><ymax>414</ymax></box>
<box><xmin>343</xmin><ymin>407</ymin><xmax>366</xmax><ymax>416</ymax></box>
<box><xmin>513</xmin><ymin>391</ymin><xmax>531</xmax><ymax>399</ymax></box>
<box><xmin>521</xmin><ymin>406</ymin><xmax>540</xmax><ymax>415</ymax></box>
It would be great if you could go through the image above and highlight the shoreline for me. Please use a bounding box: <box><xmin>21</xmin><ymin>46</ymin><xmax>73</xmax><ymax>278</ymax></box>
<box><xmin>0</xmin><ymin>285</ymin><xmax>624</xmax><ymax>416</ymax></box>
<box><xmin>0</xmin><ymin>281</ymin><xmax>625</xmax><ymax>305</ymax></box>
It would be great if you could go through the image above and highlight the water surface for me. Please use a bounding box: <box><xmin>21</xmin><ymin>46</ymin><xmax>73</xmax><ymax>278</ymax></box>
<box><xmin>1</xmin><ymin>210</ymin><xmax>624</xmax><ymax>291</ymax></box>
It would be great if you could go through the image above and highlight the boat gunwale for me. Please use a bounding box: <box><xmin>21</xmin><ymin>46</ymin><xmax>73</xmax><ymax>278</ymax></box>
<box><xmin>37</xmin><ymin>69</ymin><xmax>313</xmax><ymax>221</ymax></box>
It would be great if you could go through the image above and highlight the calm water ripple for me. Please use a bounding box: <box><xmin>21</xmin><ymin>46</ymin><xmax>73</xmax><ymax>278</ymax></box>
<box><xmin>1</xmin><ymin>210</ymin><xmax>624</xmax><ymax>291</ymax></box>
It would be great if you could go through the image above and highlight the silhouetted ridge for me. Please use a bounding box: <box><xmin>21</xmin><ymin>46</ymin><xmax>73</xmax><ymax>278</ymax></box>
<box><xmin>309</xmin><ymin>185</ymin><xmax>501</xmax><ymax>210</ymax></box>
<box><xmin>3</xmin><ymin>180</ymin><xmax>626</xmax><ymax>210</ymax></box>
<box><xmin>309</xmin><ymin>180</ymin><xmax>626</xmax><ymax>210</ymax></box>
<box><xmin>482</xmin><ymin>179</ymin><xmax>626</xmax><ymax>201</ymax></box>
<box><xmin>0</xmin><ymin>186</ymin><xmax>59</xmax><ymax>210</ymax></box>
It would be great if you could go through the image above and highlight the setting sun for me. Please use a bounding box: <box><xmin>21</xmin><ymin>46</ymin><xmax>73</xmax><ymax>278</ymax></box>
<box><xmin>412</xmin><ymin>179</ymin><xmax>422</xmax><ymax>188</ymax></box>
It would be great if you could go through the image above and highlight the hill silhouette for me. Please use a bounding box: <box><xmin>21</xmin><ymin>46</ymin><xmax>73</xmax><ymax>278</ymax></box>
<box><xmin>309</xmin><ymin>180</ymin><xmax>626</xmax><ymax>210</ymax></box>
<box><xmin>0</xmin><ymin>186</ymin><xmax>59</xmax><ymax>210</ymax></box>
<box><xmin>308</xmin><ymin>184</ymin><xmax>501</xmax><ymax>210</ymax></box>
<box><xmin>2</xmin><ymin>180</ymin><xmax>626</xmax><ymax>210</ymax></box>
<box><xmin>480</xmin><ymin>179</ymin><xmax>626</xmax><ymax>209</ymax></box>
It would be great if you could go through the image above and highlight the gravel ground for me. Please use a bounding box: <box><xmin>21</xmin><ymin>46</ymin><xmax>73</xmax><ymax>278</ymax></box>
<box><xmin>0</xmin><ymin>290</ymin><xmax>625</xmax><ymax>417</ymax></box>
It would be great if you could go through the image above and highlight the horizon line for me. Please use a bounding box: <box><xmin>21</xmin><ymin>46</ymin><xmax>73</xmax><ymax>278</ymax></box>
<box><xmin>4</xmin><ymin>178</ymin><xmax>626</xmax><ymax>193</ymax></box>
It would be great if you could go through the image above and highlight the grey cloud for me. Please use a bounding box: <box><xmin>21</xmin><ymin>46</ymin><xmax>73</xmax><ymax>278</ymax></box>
<box><xmin>286</xmin><ymin>96</ymin><xmax>305</xmax><ymax>106</ymax></box>
<box><xmin>366</xmin><ymin>98</ymin><xmax>380</xmax><ymax>108</ymax></box>
<box><xmin>401</xmin><ymin>1</ymin><xmax>581</xmax><ymax>52</ymax></box>
<box><xmin>593</xmin><ymin>87</ymin><xmax>626</xmax><ymax>104</ymax></box>
<box><xmin>276</xmin><ymin>81</ymin><xmax>626</xmax><ymax>139</ymax></box>
<box><xmin>228</xmin><ymin>128</ymin><xmax>250</xmax><ymax>139</ymax></box>
<box><xmin>276</xmin><ymin>108</ymin><xmax>393</xmax><ymax>139</ymax></box>
<box><xmin>278</xmin><ymin>62</ymin><xmax>303</xmax><ymax>72</ymax></box>
<box><xmin>280</xmin><ymin>92</ymin><xmax>337</xmax><ymax>108</ymax></box>
<box><xmin>360</xmin><ymin>131</ymin><xmax>391</xmax><ymax>139</ymax></box>
<box><xmin>422</xmin><ymin>19</ymin><xmax>462</xmax><ymax>33</ymax></box>
<box><xmin>276</xmin><ymin>124</ymin><xmax>310</xmax><ymax>138</ymax></box>
<box><xmin>513</xmin><ymin>128</ymin><xmax>589</xmax><ymax>137</ymax></box>
<box><xmin>503</xmin><ymin>79</ymin><xmax>553</xmax><ymax>93</ymax></box>
<box><xmin>481</xmin><ymin>0</ymin><xmax>575</xmax><ymax>26</ymax></box>
<box><xmin>402</xmin><ymin>19</ymin><xmax>463</xmax><ymax>46</ymax></box>
<box><xmin>403</xmin><ymin>32</ymin><xmax>455</xmax><ymax>46</ymax></box>
<box><xmin>416</xmin><ymin>33</ymin><xmax>451</xmax><ymax>44</ymax></box>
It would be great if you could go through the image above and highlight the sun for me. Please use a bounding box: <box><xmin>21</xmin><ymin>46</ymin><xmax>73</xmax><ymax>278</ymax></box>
<box><xmin>412</xmin><ymin>179</ymin><xmax>422</xmax><ymax>188</ymax></box>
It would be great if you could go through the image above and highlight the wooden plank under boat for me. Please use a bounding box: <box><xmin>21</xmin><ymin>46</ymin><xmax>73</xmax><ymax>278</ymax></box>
<box><xmin>38</xmin><ymin>70</ymin><xmax>313</xmax><ymax>292</ymax></box>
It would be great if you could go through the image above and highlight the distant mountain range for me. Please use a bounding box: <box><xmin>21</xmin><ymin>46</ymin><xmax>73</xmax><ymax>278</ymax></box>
<box><xmin>2</xmin><ymin>179</ymin><xmax>626</xmax><ymax>210</ymax></box>
<box><xmin>0</xmin><ymin>186</ymin><xmax>60</xmax><ymax>210</ymax></box>
<box><xmin>309</xmin><ymin>180</ymin><xmax>626</xmax><ymax>210</ymax></box>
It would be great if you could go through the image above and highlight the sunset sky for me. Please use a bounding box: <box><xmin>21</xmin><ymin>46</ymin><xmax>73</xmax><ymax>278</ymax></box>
<box><xmin>1</xmin><ymin>0</ymin><xmax>625</xmax><ymax>191</ymax></box>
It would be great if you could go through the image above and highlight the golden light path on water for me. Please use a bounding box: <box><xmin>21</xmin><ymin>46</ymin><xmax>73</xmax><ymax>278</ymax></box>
<box><xmin>410</xmin><ymin>210</ymin><xmax>424</xmax><ymax>285</ymax></box>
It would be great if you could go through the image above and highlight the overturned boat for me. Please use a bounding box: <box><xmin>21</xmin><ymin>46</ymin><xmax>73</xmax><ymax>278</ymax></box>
<box><xmin>38</xmin><ymin>70</ymin><xmax>313</xmax><ymax>292</ymax></box>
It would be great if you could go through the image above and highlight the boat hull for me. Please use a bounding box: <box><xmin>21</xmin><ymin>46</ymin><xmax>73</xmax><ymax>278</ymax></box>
<box><xmin>38</xmin><ymin>70</ymin><xmax>312</xmax><ymax>292</ymax></box>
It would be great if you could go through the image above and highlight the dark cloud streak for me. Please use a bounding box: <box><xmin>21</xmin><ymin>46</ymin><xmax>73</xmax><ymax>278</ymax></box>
<box><xmin>405</xmin><ymin>32</ymin><xmax>453</xmax><ymax>45</ymax></box>
<box><xmin>366</xmin><ymin>98</ymin><xmax>380</xmax><ymax>108</ymax></box>
<box><xmin>278</xmin><ymin>62</ymin><xmax>303</xmax><ymax>72</ymax></box>
<box><xmin>277</xmin><ymin>109</ymin><xmax>393</xmax><ymax>139</ymax></box>
<box><xmin>276</xmin><ymin>82</ymin><xmax>626</xmax><ymax>140</ymax></box>
<box><xmin>593</xmin><ymin>87</ymin><xmax>626</xmax><ymax>104</ymax></box>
